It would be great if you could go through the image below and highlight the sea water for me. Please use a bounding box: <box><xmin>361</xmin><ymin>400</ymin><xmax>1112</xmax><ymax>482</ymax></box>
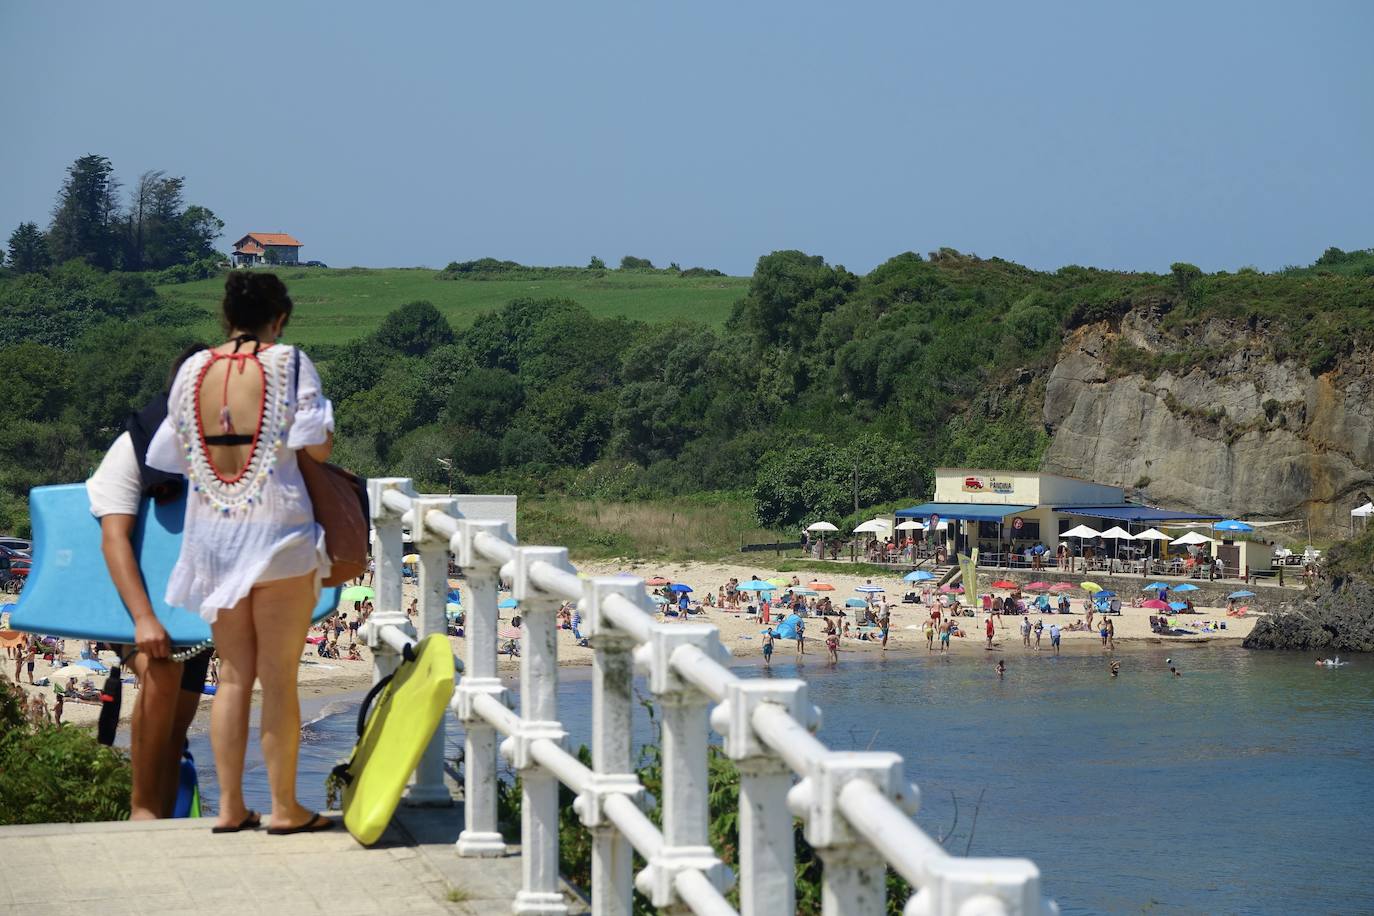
<box><xmin>193</xmin><ymin>646</ymin><xmax>1374</xmax><ymax>914</ymax></box>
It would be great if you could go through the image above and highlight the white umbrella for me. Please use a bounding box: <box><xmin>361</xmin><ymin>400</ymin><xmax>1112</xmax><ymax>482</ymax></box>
<box><xmin>1134</xmin><ymin>528</ymin><xmax>1171</xmax><ymax>541</ymax></box>
<box><xmin>852</xmin><ymin>519</ymin><xmax>891</xmax><ymax>534</ymax></box>
<box><xmin>1171</xmin><ymin>531</ymin><xmax>1215</xmax><ymax>546</ymax></box>
<box><xmin>1061</xmin><ymin>524</ymin><xmax>1100</xmax><ymax>573</ymax></box>
<box><xmin>806</xmin><ymin>521</ymin><xmax>839</xmax><ymax>532</ymax></box>
<box><xmin>894</xmin><ymin>520</ymin><xmax>925</xmax><ymax>530</ymax></box>
<box><xmin>1352</xmin><ymin>502</ymin><xmax>1374</xmax><ymax>517</ymax></box>
<box><xmin>1099</xmin><ymin>526</ymin><xmax>1134</xmax><ymax>568</ymax></box>
<box><xmin>51</xmin><ymin>664</ymin><xmax>98</xmax><ymax>681</ymax></box>
<box><xmin>855</xmin><ymin>584</ymin><xmax>885</xmax><ymax>594</ymax></box>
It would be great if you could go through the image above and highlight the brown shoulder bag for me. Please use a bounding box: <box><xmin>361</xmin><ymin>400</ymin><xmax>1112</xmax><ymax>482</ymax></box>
<box><xmin>294</xmin><ymin>349</ymin><xmax>369</xmax><ymax>586</ymax></box>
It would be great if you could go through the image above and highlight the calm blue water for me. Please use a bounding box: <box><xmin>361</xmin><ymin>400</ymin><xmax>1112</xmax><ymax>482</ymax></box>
<box><xmin>192</xmin><ymin>646</ymin><xmax>1374</xmax><ymax>914</ymax></box>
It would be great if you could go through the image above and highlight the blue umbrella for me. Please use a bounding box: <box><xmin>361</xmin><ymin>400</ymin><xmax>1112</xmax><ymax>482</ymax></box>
<box><xmin>1214</xmin><ymin>520</ymin><xmax>1253</xmax><ymax>532</ymax></box>
<box><xmin>904</xmin><ymin>571</ymin><xmax>936</xmax><ymax>582</ymax></box>
<box><xmin>1228</xmin><ymin>590</ymin><xmax>1256</xmax><ymax>599</ymax></box>
<box><xmin>447</xmin><ymin>589</ymin><xmax>461</xmax><ymax>604</ymax></box>
<box><xmin>738</xmin><ymin>580</ymin><xmax>777</xmax><ymax>592</ymax></box>
<box><xmin>498</xmin><ymin>598</ymin><xmax>518</xmax><ymax>609</ymax></box>
<box><xmin>1142</xmin><ymin>582</ymin><xmax>1169</xmax><ymax>591</ymax></box>
<box><xmin>1173</xmin><ymin>584</ymin><xmax>1199</xmax><ymax>593</ymax></box>
<box><xmin>669</xmin><ymin>584</ymin><xmax>693</xmax><ymax>593</ymax></box>
<box><xmin>1169</xmin><ymin>601</ymin><xmax>1188</xmax><ymax>611</ymax></box>
<box><xmin>1096</xmin><ymin>590</ymin><xmax>1116</xmax><ymax>598</ymax></box>
<box><xmin>844</xmin><ymin>598</ymin><xmax>867</xmax><ymax>608</ymax></box>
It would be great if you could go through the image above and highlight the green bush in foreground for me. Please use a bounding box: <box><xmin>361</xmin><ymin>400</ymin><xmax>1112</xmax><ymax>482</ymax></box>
<box><xmin>0</xmin><ymin>678</ymin><xmax>132</xmax><ymax>824</ymax></box>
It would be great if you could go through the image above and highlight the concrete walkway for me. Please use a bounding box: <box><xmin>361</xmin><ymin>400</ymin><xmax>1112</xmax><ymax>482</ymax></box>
<box><xmin>0</xmin><ymin>807</ymin><xmax>587</xmax><ymax>915</ymax></box>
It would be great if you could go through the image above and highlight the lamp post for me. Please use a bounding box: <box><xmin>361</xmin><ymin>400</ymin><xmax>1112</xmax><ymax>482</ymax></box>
<box><xmin>436</xmin><ymin>457</ymin><xmax>454</xmax><ymax>496</ymax></box>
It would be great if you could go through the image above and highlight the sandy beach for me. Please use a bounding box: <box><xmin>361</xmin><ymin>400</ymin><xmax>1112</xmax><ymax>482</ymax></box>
<box><xmin>2</xmin><ymin>559</ymin><xmax>1261</xmax><ymax>731</ymax></box>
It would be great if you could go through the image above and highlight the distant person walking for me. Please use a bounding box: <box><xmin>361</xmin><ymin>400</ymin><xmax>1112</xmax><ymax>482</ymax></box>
<box><xmin>762</xmin><ymin>632</ymin><xmax>774</xmax><ymax>667</ymax></box>
<box><xmin>1020</xmin><ymin>615</ymin><xmax>1031</xmax><ymax>647</ymax></box>
<box><xmin>924</xmin><ymin>617</ymin><xmax>935</xmax><ymax>651</ymax></box>
<box><xmin>795</xmin><ymin>617</ymin><xmax>805</xmax><ymax>656</ymax></box>
<box><xmin>939</xmin><ymin>619</ymin><xmax>951</xmax><ymax>654</ymax></box>
<box><xmin>1033</xmin><ymin>618</ymin><xmax>1043</xmax><ymax>651</ymax></box>
<box><xmin>985</xmin><ymin>614</ymin><xmax>995</xmax><ymax>649</ymax></box>
<box><xmin>1049</xmin><ymin>623</ymin><xmax>1061</xmax><ymax>655</ymax></box>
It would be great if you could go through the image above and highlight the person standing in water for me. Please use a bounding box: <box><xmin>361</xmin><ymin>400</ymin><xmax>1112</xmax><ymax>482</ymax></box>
<box><xmin>1049</xmin><ymin>622</ymin><xmax>1061</xmax><ymax>655</ymax></box>
<box><xmin>762</xmin><ymin>632</ymin><xmax>774</xmax><ymax>667</ymax></box>
<box><xmin>1020</xmin><ymin>615</ymin><xmax>1031</xmax><ymax>647</ymax></box>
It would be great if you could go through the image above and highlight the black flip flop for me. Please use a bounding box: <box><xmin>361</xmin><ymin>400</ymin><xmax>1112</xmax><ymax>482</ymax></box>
<box><xmin>266</xmin><ymin>812</ymin><xmax>335</xmax><ymax>836</ymax></box>
<box><xmin>211</xmin><ymin>811</ymin><xmax>261</xmax><ymax>833</ymax></box>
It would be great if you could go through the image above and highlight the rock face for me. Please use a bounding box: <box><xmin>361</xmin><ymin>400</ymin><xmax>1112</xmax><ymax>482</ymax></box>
<box><xmin>1243</xmin><ymin>576</ymin><xmax>1374</xmax><ymax>652</ymax></box>
<box><xmin>1040</xmin><ymin>312</ymin><xmax>1374</xmax><ymax>534</ymax></box>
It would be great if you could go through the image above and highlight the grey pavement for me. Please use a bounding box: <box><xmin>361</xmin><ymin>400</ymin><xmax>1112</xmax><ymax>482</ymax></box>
<box><xmin>0</xmin><ymin>805</ymin><xmax>589</xmax><ymax>916</ymax></box>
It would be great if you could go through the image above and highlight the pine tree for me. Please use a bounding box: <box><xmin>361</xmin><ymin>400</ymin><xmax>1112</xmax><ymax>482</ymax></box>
<box><xmin>6</xmin><ymin>222</ymin><xmax>52</xmax><ymax>274</ymax></box>
<box><xmin>48</xmin><ymin>154</ymin><xmax>121</xmax><ymax>269</ymax></box>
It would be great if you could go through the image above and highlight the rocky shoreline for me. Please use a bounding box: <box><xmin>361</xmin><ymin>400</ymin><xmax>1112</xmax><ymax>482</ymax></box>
<box><xmin>1243</xmin><ymin>574</ymin><xmax>1374</xmax><ymax>652</ymax></box>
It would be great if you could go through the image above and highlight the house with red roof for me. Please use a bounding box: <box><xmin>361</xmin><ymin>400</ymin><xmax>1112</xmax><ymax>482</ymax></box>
<box><xmin>231</xmin><ymin>232</ymin><xmax>303</xmax><ymax>267</ymax></box>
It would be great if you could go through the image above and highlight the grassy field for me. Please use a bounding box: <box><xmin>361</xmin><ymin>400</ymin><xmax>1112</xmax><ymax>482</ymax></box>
<box><xmin>518</xmin><ymin>493</ymin><xmax>793</xmax><ymax>561</ymax></box>
<box><xmin>158</xmin><ymin>268</ymin><xmax>748</xmax><ymax>346</ymax></box>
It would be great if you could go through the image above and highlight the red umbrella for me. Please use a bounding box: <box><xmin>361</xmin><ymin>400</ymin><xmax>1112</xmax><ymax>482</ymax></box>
<box><xmin>991</xmin><ymin>580</ymin><xmax>1017</xmax><ymax>589</ymax></box>
<box><xmin>1142</xmin><ymin>599</ymin><xmax>1170</xmax><ymax>610</ymax></box>
<box><xmin>809</xmin><ymin>581</ymin><xmax>836</xmax><ymax>591</ymax></box>
<box><xmin>939</xmin><ymin>585</ymin><xmax>964</xmax><ymax>594</ymax></box>
<box><xmin>498</xmin><ymin>626</ymin><xmax>522</xmax><ymax>640</ymax></box>
<box><xmin>1050</xmin><ymin>583</ymin><xmax>1076</xmax><ymax>591</ymax></box>
<box><xmin>1024</xmin><ymin>582</ymin><xmax>1051</xmax><ymax>590</ymax></box>
<box><xmin>646</xmin><ymin>576</ymin><xmax>670</xmax><ymax>587</ymax></box>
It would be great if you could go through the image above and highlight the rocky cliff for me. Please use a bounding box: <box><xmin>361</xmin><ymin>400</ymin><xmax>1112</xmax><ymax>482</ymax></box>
<box><xmin>1040</xmin><ymin>309</ymin><xmax>1374</xmax><ymax>534</ymax></box>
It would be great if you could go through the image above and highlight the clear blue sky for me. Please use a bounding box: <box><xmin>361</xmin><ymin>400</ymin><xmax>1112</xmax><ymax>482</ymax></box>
<box><xmin>3</xmin><ymin>0</ymin><xmax>1371</xmax><ymax>276</ymax></box>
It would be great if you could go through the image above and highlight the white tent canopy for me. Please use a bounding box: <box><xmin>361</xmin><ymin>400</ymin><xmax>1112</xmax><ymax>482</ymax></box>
<box><xmin>1171</xmin><ymin>531</ymin><xmax>1215</xmax><ymax>546</ymax></box>
<box><xmin>1134</xmin><ymin>528</ymin><xmax>1172</xmax><ymax>541</ymax></box>
<box><xmin>806</xmin><ymin>521</ymin><xmax>839</xmax><ymax>532</ymax></box>
<box><xmin>1352</xmin><ymin>502</ymin><xmax>1374</xmax><ymax>518</ymax></box>
<box><xmin>1061</xmin><ymin>524</ymin><xmax>1102</xmax><ymax>539</ymax></box>
<box><xmin>853</xmin><ymin>519</ymin><xmax>891</xmax><ymax>534</ymax></box>
<box><xmin>1099</xmin><ymin>526</ymin><xmax>1135</xmax><ymax>540</ymax></box>
<box><xmin>894</xmin><ymin>520</ymin><xmax>925</xmax><ymax>530</ymax></box>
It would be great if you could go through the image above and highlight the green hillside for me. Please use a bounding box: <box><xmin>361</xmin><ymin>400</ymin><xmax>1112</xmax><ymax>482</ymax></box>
<box><xmin>157</xmin><ymin>267</ymin><xmax>748</xmax><ymax>345</ymax></box>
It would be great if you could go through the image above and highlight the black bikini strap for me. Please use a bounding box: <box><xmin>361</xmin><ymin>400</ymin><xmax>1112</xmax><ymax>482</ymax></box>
<box><xmin>229</xmin><ymin>333</ymin><xmax>260</xmax><ymax>354</ymax></box>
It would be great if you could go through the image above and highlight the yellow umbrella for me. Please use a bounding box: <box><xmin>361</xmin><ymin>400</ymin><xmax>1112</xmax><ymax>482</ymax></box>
<box><xmin>766</xmin><ymin>577</ymin><xmax>789</xmax><ymax>587</ymax></box>
<box><xmin>1080</xmin><ymin>581</ymin><xmax>1102</xmax><ymax>593</ymax></box>
<box><xmin>403</xmin><ymin>554</ymin><xmax>420</xmax><ymax>564</ymax></box>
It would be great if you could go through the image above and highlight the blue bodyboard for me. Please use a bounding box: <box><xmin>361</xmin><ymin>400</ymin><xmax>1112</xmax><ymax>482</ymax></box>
<box><xmin>11</xmin><ymin>484</ymin><xmax>340</xmax><ymax>644</ymax></box>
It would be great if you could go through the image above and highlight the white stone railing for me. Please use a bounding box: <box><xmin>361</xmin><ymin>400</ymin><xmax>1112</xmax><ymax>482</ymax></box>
<box><xmin>358</xmin><ymin>478</ymin><xmax>1057</xmax><ymax>916</ymax></box>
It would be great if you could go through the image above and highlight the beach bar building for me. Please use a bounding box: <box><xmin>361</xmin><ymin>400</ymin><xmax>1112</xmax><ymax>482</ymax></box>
<box><xmin>896</xmin><ymin>468</ymin><xmax>1223</xmax><ymax>569</ymax></box>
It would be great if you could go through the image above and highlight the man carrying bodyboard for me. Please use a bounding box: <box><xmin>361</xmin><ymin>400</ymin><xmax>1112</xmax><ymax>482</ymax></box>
<box><xmin>87</xmin><ymin>345</ymin><xmax>209</xmax><ymax>819</ymax></box>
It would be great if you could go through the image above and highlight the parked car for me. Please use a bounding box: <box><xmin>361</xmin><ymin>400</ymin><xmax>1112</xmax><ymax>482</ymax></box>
<box><xmin>303</xmin><ymin>260</ymin><xmax>328</xmax><ymax>268</ymax></box>
<box><xmin>0</xmin><ymin>536</ymin><xmax>30</xmax><ymax>556</ymax></box>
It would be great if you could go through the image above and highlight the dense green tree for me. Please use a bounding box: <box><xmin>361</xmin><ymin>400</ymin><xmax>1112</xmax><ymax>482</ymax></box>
<box><xmin>445</xmin><ymin>367</ymin><xmax>523</xmax><ymax>434</ymax></box>
<box><xmin>372</xmin><ymin>300</ymin><xmax>455</xmax><ymax>356</ymax></box>
<box><xmin>6</xmin><ymin>222</ymin><xmax>51</xmax><ymax>274</ymax></box>
<box><xmin>48</xmin><ymin>154</ymin><xmax>122</xmax><ymax>269</ymax></box>
<box><xmin>620</xmin><ymin>255</ymin><xmax>654</xmax><ymax>270</ymax></box>
<box><xmin>588</xmin><ymin>256</ymin><xmax>606</xmax><ymax>270</ymax></box>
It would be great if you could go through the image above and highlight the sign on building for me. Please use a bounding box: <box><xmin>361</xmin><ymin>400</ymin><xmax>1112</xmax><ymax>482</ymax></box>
<box><xmin>962</xmin><ymin>474</ymin><xmax>1015</xmax><ymax>495</ymax></box>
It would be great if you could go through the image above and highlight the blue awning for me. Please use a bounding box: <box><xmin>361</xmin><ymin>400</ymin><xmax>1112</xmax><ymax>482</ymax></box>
<box><xmin>895</xmin><ymin>502</ymin><xmax>1035</xmax><ymax>522</ymax></box>
<box><xmin>1054</xmin><ymin>505</ymin><xmax>1220</xmax><ymax>523</ymax></box>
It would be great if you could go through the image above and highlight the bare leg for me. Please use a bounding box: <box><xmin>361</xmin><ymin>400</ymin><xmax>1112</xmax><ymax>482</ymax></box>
<box><xmin>127</xmin><ymin>653</ymin><xmax>184</xmax><ymax>820</ymax></box>
<box><xmin>252</xmin><ymin>573</ymin><xmax>317</xmax><ymax>829</ymax></box>
<box><xmin>210</xmin><ymin>596</ymin><xmax>257</xmax><ymax>829</ymax></box>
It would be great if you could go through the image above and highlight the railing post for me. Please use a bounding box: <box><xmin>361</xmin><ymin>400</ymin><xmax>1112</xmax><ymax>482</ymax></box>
<box><xmin>788</xmin><ymin>751</ymin><xmax>918</xmax><ymax>916</ymax></box>
<box><xmin>504</xmin><ymin>546</ymin><xmax>574</xmax><ymax>916</ymax></box>
<box><xmin>403</xmin><ymin>494</ymin><xmax>457</xmax><ymax>807</ymax></box>
<box><xmin>576</xmin><ymin>577</ymin><xmax>650</xmax><ymax>916</ymax></box>
<box><xmin>361</xmin><ymin>478</ymin><xmax>416</xmax><ymax>685</ymax></box>
<box><xmin>711</xmin><ymin>680</ymin><xmax>817</xmax><ymax>916</ymax></box>
<box><xmin>452</xmin><ymin>519</ymin><xmax>513</xmax><ymax>858</ymax></box>
<box><xmin>634</xmin><ymin>625</ymin><xmax>732</xmax><ymax>913</ymax></box>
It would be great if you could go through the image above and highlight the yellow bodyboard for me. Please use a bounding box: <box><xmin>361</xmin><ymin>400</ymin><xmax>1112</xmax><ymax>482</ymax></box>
<box><xmin>340</xmin><ymin>632</ymin><xmax>456</xmax><ymax>845</ymax></box>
